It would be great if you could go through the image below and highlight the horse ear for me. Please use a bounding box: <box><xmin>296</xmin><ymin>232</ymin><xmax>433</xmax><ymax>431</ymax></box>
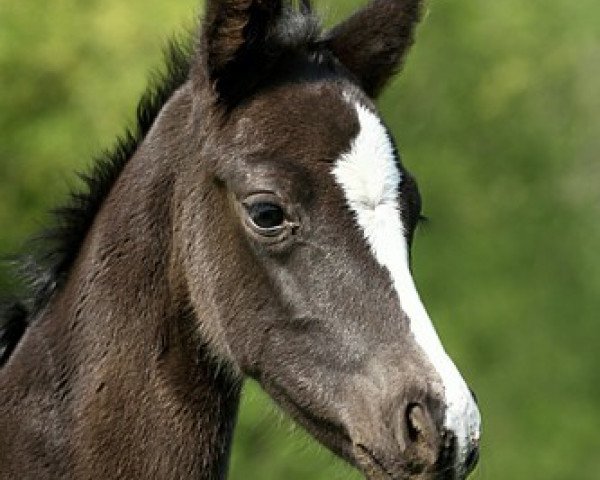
<box><xmin>324</xmin><ymin>0</ymin><xmax>424</xmax><ymax>98</ymax></box>
<box><xmin>197</xmin><ymin>0</ymin><xmax>284</xmax><ymax>104</ymax></box>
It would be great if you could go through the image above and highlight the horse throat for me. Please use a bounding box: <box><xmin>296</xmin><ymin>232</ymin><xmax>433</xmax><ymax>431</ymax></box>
<box><xmin>0</xmin><ymin>84</ymin><xmax>243</xmax><ymax>479</ymax></box>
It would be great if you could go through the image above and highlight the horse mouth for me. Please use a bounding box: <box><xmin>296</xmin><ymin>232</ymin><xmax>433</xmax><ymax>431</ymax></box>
<box><xmin>263</xmin><ymin>378</ymin><xmax>464</xmax><ymax>480</ymax></box>
<box><xmin>354</xmin><ymin>442</ymin><xmax>459</xmax><ymax>480</ymax></box>
<box><xmin>265</xmin><ymin>380</ymin><xmax>444</xmax><ymax>480</ymax></box>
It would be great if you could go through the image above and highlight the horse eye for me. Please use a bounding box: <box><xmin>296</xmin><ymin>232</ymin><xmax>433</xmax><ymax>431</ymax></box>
<box><xmin>246</xmin><ymin>202</ymin><xmax>285</xmax><ymax>233</ymax></box>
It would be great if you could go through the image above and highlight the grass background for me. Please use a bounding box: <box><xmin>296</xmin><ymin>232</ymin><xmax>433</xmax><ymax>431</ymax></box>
<box><xmin>1</xmin><ymin>1</ymin><xmax>599</xmax><ymax>478</ymax></box>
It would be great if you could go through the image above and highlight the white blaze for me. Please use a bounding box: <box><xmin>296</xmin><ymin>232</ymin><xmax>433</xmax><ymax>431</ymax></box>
<box><xmin>331</xmin><ymin>98</ymin><xmax>481</xmax><ymax>469</ymax></box>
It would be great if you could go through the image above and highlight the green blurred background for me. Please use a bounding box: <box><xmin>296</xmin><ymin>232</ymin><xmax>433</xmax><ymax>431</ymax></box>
<box><xmin>1</xmin><ymin>1</ymin><xmax>598</xmax><ymax>478</ymax></box>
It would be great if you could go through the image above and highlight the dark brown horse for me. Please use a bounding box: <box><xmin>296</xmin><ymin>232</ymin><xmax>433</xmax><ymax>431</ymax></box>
<box><xmin>0</xmin><ymin>1</ymin><xmax>481</xmax><ymax>479</ymax></box>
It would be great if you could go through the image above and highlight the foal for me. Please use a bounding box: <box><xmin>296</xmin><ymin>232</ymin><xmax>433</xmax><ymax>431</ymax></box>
<box><xmin>0</xmin><ymin>1</ymin><xmax>481</xmax><ymax>479</ymax></box>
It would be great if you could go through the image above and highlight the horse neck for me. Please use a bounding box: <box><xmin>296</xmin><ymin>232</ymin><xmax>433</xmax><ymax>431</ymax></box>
<box><xmin>0</xmin><ymin>84</ymin><xmax>241</xmax><ymax>480</ymax></box>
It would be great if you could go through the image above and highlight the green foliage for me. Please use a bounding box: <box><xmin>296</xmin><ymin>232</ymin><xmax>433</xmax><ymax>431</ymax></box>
<box><xmin>1</xmin><ymin>1</ymin><xmax>599</xmax><ymax>478</ymax></box>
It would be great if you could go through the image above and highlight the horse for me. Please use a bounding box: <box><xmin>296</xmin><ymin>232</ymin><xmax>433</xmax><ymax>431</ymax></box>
<box><xmin>0</xmin><ymin>1</ymin><xmax>481</xmax><ymax>479</ymax></box>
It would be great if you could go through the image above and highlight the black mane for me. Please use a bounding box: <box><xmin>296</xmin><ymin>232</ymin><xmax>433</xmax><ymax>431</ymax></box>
<box><xmin>0</xmin><ymin>1</ymin><xmax>323</xmax><ymax>366</ymax></box>
<box><xmin>0</xmin><ymin>39</ymin><xmax>192</xmax><ymax>366</ymax></box>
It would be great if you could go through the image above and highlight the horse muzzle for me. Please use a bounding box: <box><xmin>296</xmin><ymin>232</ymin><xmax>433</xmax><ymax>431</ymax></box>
<box><xmin>343</xmin><ymin>384</ymin><xmax>480</xmax><ymax>480</ymax></box>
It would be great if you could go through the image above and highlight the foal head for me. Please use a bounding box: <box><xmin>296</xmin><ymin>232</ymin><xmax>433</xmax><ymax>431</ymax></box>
<box><xmin>172</xmin><ymin>1</ymin><xmax>481</xmax><ymax>478</ymax></box>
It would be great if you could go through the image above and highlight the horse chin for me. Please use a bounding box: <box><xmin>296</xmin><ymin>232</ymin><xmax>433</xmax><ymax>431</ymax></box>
<box><xmin>351</xmin><ymin>438</ymin><xmax>463</xmax><ymax>480</ymax></box>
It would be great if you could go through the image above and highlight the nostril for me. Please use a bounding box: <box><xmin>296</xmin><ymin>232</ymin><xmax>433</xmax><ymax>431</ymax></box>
<box><xmin>403</xmin><ymin>402</ymin><xmax>441</xmax><ymax>467</ymax></box>
<box><xmin>406</xmin><ymin>403</ymin><xmax>425</xmax><ymax>442</ymax></box>
<box><xmin>405</xmin><ymin>403</ymin><xmax>437</xmax><ymax>444</ymax></box>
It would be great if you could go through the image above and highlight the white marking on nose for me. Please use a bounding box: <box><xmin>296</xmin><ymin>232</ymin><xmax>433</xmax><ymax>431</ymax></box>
<box><xmin>331</xmin><ymin>95</ymin><xmax>481</xmax><ymax>471</ymax></box>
